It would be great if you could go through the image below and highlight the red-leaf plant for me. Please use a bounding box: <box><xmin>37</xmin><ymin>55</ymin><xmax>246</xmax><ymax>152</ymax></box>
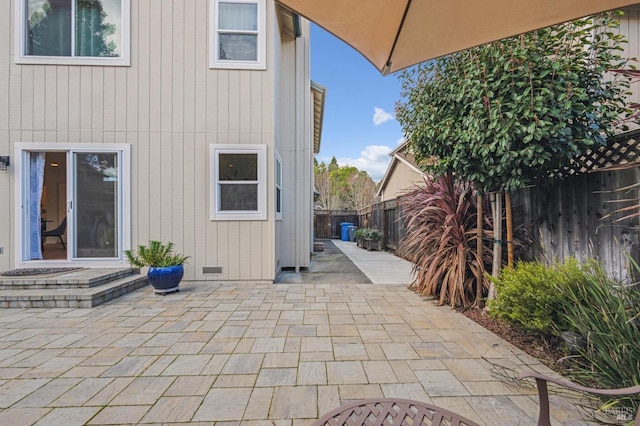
<box><xmin>399</xmin><ymin>173</ymin><xmax>493</xmax><ymax>308</ymax></box>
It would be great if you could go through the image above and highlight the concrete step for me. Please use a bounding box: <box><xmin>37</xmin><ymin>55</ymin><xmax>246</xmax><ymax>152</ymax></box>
<box><xmin>0</xmin><ymin>273</ymin><xmax>149</xmax><ymax>308</ymax></box>
<box><xmin>0</xmin><ymin>268</ymin><xmax>136</xmax><ymax>290</ymax></box>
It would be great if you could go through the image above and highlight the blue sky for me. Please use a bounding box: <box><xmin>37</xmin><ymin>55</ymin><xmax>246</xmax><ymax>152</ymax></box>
<box><xmin>310</xmin><ymin>24</ymin><xmax>406</xmax><ymax>182</ymax></box>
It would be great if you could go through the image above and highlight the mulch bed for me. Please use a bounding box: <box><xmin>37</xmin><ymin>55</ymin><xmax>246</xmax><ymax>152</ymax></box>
<box><xmin>463</xmin><ymin>307</ymin><xmax>565</xmax><ymax>370</ymax></box>
<box><xmin>1</xmin><ymin>267</ymin><xmax>82</xmax><ymax>277</ymax></box>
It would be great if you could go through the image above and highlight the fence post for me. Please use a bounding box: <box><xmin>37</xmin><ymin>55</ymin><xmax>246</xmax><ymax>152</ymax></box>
<box><xmin>505</xmin><ymin>192</ymin><xmax>514</xmax><ymax>267</ymax></box>
<box><xmin>381</xmin><ymin>201</ymin><xmax>387</xmax><ymax>249</ymax></box>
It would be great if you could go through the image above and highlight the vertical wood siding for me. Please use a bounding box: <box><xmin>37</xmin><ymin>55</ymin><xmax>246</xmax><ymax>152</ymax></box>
<box><xmin>1</xmin><ymin>0</ymin><xmax>278</xmax><ymax>280</ymax></box>
<box><xmin>274</xmin><ymin>19</ymin><xmax>312</xmax><ymax>271</ymax></box>
<box><xmin>275</xmin><ymin>28</ymin><xmax>296</xmax><ymax>269</ymax></box>
<box><xmin>381</xmin><ymin>162</ymin><xmax>425</xmax><ymax>201</ymax></box>
<box><xmin>619</xmin><ymin>9</ymin><xmax>640</xmax><ymax>108</ymax></box>
<box><xmin>0</xmin><ymin>0</ymin><xmax>10</xmax><ymax>271</ymax></box>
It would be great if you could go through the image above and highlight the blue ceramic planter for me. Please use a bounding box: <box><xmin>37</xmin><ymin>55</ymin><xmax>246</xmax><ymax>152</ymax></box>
<box><xmin>147</xmin><ymin>265</ymin><xmax>184</xmax><ymax>294</ymax></box>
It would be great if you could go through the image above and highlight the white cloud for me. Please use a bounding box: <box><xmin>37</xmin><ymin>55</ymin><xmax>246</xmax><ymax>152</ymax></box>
<box><xmin>373</xmin><ymin>107</ymin><xmax>394</xmax><ymax>126</ymax></box>
<box><xmin>336</xmin><ymin>145</ymin><xmax>392</xmax><ymax>182</ymax></box>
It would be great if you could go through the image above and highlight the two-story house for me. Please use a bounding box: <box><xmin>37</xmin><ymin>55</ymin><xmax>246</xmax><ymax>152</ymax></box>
<box><xmin>1</xmin><ymin>0</ymin><xmax>325</xmax><ymax>282</ymax></box>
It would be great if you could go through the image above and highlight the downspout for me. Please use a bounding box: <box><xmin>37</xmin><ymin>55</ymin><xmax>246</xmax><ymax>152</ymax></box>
<box><xmin>294</xmin><ymin>14</ymin><xmax>303</xmax><ymax>273</ymax></box>
<box><xmin>294</xmin><ymin>69</ymin><xmax>305</xmax><ymax>272</ymax></box>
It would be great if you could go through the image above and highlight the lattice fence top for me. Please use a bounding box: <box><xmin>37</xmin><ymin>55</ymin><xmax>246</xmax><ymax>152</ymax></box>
<box><xmin>559</xmin><ymin>129</ymin><xmax>640</xmax><ymax>176</ymax></box>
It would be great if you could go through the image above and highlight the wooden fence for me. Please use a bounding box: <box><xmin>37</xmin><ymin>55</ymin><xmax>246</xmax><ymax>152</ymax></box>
<box><xmin>357</xmin><ymin>198</ymin><xmax>407</xmax><ymax>252</ymax></box>
<box><xmin>313</xmin><ymin>200</ymin><xmax>407</xmax><ymax>251</ymax></box>
<box><xmin>511</xmin><ymin>166</ymin><xmax>640</xmax><ymax>282</ymax></box>
<box><xmin>314</xmin><ymin>165</ymin><xmax>640</xmax><ymax>282</ymax></box>
<box><xmin>313</xmin><ymin>210</ymin><xmax>359</xmax><ymax>239</ymax></box>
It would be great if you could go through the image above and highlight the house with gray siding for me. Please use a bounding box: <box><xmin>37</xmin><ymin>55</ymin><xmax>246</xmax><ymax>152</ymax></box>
<box><xmin>1</xmin><ymin>0</ymin><xmax>324</xmax><ymax>282</ymax></box>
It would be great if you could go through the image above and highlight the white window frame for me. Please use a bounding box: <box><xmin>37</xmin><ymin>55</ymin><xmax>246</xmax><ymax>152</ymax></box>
<box><xmin>275</xmin><ymin>151</ymin><xmax>282</xmax><ymax>220</ymax></box>
<box><xmin>209</xmin><ymin>0</ymin><xmax>266</xmax><ymax>70</ymax></box>
<box><xmin>14</xmin><ymin>0</ymin><xmax>131</xmax><ymax>66</ymax></box>
<box><xmin>210</xmin><ymin>144</ymin><xmax>267</xmax><ymax>221</ymax></box>
<box><xmin>14</xmin><ymin>143</ymin><xmax>132</xmax><ymax>268</ymax></box>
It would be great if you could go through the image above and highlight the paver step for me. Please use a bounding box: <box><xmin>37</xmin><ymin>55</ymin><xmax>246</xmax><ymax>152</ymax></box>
<box><xmin>0</xmin><ymin>273</ymin><xmax>149</xmax><ymax>308</ymax></box>
<box><xmin>0</xmin><ymin>268</ymin><xmax>136</xmax><ymax>289</ymax></box>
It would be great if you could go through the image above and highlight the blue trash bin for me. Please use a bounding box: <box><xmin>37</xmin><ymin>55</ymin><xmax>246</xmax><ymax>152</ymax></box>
<box><xmin>340</xmin><ymin>222</ymin><xmax>354</xmax><ymax>241</ymax></box>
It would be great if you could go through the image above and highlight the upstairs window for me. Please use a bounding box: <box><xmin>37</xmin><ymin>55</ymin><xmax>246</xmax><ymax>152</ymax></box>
<box><xmin>210</xmin><ymin>0</ymin><xmax>266</xmax><ymax>70</ymax></box>
<box><xmin>16</xmin><ymin>0</ymin><xmax>130</xmax><ymax>66</ymax></box>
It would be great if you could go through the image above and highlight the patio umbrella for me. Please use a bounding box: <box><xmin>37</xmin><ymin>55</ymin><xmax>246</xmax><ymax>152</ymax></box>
<box><xmin>276</xmin><ymin>0</ymin><xmax>640</xmax><ymax>75</ymax></box>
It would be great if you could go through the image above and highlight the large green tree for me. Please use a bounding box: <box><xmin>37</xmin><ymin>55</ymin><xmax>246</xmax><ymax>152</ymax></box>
<box><xmin>396</xmin><ymin>12</ymin><xmax>631</xmax><ymax>193</ymax></box>
<box><xmin>314</xmin><ymin>157</ymin><xmax>378</xmax><ymax>210</ymax></box>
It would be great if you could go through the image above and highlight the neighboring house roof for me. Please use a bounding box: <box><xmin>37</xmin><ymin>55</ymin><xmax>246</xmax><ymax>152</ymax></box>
<box><xmin>311</xmin><ymin>81</ymin><xmax>326</xmax><ymax>154</ymax></box>
<box><xmin>376</xmin><ymin>140</ymin><xmax>426</xmax><ymax>197</ymax></box>
<box><xmin>377</xmin><ymin>129</ymin><xmax>640</xmax><ymax>196</ymax></box>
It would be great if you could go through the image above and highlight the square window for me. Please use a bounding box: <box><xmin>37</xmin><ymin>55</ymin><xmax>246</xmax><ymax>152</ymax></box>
<box><xmin>17</xmin><ymin>0</ymin><xmax>130</xmax><ymax>65</ymax></box>
<box><xmin>210</xmin><ymin>145</ymin><xmax>267</xmax><ymax>220</ymax></box>
<box><xmin>210</xmin><ymin>0</ymin><xmax>265</xmax><ymax>69</ymax></box>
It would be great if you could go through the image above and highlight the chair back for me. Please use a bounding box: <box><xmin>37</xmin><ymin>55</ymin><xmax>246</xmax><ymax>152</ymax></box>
<box><xmin>43</xmin><ymin>216</ymin><xmax>67</xmax><ymax>236</ymax></box>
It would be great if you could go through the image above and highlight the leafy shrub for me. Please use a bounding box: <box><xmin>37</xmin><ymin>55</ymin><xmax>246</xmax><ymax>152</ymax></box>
<box><xmin>400</xmin><ymin>173</ymin><xmax>493</xmax><ymax>308</ymax></box>
<box><xmin>124</xmin><ymin>240</ymin><xmax>189</xmax><ymax>267</ymax></box>
<box><xmin>355</xmin><ymin>228</ymin><xmax>382</xmax><ymax>241</ymax></box>
<box><xmin>559</xmin><ymin>259</ymin><xmax>640</xmax><ymax>414</ymax></box>
<box><xmin>362</xmin><ymin>228</ymin><xmax>382</xmax><ymax>241</ymax></box>
<box><xmin>487</xmin><ymin>258</ymin><xmax>587</xmax><ymax>336</ymax></box>
<box><xmin>488</xmin><ymin>256</ymin><xmax>640</xmax><ymax>414</ymax></box>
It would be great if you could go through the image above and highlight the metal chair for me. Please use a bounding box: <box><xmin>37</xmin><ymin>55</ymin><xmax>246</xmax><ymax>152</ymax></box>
<box><xmin>312</xmin><ymin>398</ymin><xmax>479</xmax><ymax>426</ymax></box>
<box><xmin>313</xmin><ymin>374</ymin><xmax>640</xmax><ymax>426</ymax></box>
<box><xmin>42</xmin><ymin>217</ymin><xmax>67</xmax><ymax>250</ymax></box>
<box><xmin>517</xmin><ymin>371</ymin><xmax>640</xmax><ymax>426</ymax></box>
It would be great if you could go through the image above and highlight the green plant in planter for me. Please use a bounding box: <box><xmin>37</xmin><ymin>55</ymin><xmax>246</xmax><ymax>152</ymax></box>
<box><xmin>124</xmin><ymin>240</ymin><xmax>189</xmax><ymax>267</ymax></box>
<box><xmin>355</xmin><ymin>228</ymin><xmax>383</xmax><ymax>251</ymax></box>
<box><xmin>125</xmin><ymin>241</ymin><xmax>190</xmax><ymax>295</ymax></box>
<box><xmin>368</xmin><ymin>229</ymin><xmax>382</xmax><ymax>241</ymax></box>
<box><xmin>357</xmin><ymin>228</ymin><xmax>382</xmax><ymax>241</ymax></box>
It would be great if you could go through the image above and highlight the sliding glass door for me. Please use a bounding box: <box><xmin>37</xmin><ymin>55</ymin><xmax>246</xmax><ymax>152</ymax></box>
<box><xmin>19</xmin><ymin>145</ymin><xmax>128</xmax><ymax>263</ymax></box>
<box><xmin>72</xmin><ymin>152</ymin><xmax>120</xmax><ymax>258</ymax></box>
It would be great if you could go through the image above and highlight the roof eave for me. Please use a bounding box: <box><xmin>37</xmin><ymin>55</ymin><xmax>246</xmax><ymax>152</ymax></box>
<box><xmin>311</xmin><ymin>81</ymin><xmax>327</xmax><ymax>154</ymax></box>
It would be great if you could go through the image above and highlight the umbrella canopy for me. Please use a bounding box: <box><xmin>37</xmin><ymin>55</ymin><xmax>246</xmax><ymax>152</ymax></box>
<box><xmin>276</xmin><ymin>0</ymin><xmax>640</xmax><ymax>75</ymax></box>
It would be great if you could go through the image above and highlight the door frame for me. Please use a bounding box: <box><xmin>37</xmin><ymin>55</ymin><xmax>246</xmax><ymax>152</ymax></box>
<box><xmin>14</xmin><ymin>143</ymin><xmax>131</xmax><ymax>268</ymax></box>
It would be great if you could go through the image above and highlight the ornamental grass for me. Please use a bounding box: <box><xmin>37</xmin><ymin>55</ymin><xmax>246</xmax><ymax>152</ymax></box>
<box><xmin>559</xmin><ymin>258</ymin><xmax>640</xmax><ymax>414</ymax></box>
<box><xmin>399</xmin><ymin>173</ymin><xmax>493</xmax><ymax>308</ymax></box>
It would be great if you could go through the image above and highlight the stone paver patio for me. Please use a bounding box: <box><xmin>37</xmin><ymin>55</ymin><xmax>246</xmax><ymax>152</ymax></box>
<box><xmin>0</xmin><ymin>242</ymin><xmax>590</xmax><ymax>425</ymax></box>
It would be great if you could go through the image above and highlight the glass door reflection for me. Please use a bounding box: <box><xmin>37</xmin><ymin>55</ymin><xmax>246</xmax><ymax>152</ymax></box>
<box><xmin>73</xmin><ymin>152</ymin><xmax>120</xmax><ymax>258</ymax></box>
